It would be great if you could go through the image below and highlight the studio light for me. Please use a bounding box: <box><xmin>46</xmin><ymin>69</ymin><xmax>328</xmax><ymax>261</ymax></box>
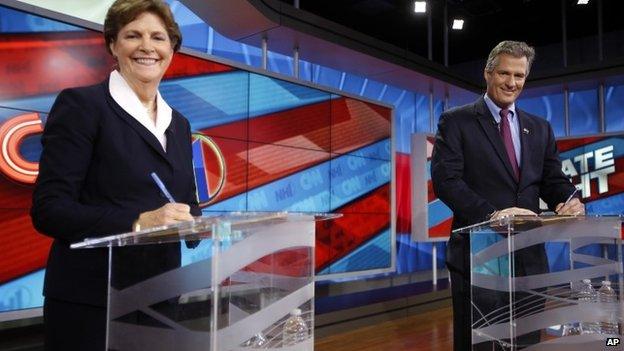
<box><xmin>577</xmin><ymin>0</ymin><xmax>589</xmax><ymax>4</ymax></box>
<box><xmin>452</xmin><ymin>19</ymin><xmax>464</xmax><ymax>30</ymax></box>
<box><xmin>414</xmin><ymin>1</ymin><xmax>427</xmax><ymax>13</ymax></box>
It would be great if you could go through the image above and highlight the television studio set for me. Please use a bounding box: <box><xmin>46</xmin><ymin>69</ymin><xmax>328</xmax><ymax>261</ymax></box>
<box><xmin>1</xmin><ymin>0</ymin><xmax>624</xmax><ymax>350</ymax></box>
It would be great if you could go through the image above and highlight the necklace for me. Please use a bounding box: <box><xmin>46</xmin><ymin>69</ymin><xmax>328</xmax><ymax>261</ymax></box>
<box><xmin>142</xmin><ymin>98</ymin><xmax>157</xmax><ymax>115</ymax></box>
<box><xmin>144</xmin><ymin>101</ymin><xmax>157</xmax><ymax>123</ymax></box>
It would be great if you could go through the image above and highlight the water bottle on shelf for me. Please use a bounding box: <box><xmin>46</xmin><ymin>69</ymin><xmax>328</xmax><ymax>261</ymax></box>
<box><xmin>250</xmin><ymin>332</ymin><xmax>267</xmax><ymax>348</ymax></box>
<box><xmin>282</xmin><ymin>308</ymin><xmax>308</xmax><ymax>346</ymax></box>
<box><xmin>561</xmin><ymin>323</ymin><xmax>581</xmax><ymax>336</ymax></box>
<box><xmin>242</xmin><ymin>332</ymin><xmax>267</xmax><ymax>348</ymax></box>
<box><xmin>597</xmin><ymin>280</ymin><xmax>618</xmax><ymax>335</ymax></box>
<box><xmin>577</xmin><ymin>279</ymin><xmax>599</xmax><ymax>334</ymax></box>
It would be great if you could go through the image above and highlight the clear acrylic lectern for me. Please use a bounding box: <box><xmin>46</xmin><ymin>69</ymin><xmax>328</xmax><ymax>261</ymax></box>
<box><xmin>72</xmin><ymin>212</ymin><xmax>334</xmax><ymax>351</ymax></box>
<box><xmin>455</xmin><ymin>215</ymin><xmax>623</xmax><ymax>350</ymax></box>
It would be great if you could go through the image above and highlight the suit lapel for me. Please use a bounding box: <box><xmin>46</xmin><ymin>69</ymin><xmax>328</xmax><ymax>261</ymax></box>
<box><xmin>164</xmin><ymin>121</ymin><xmax>181</xmax><ymax>167</ymax></box>
<box><xmin>474</xmin><ymin>98</ymin><xmax>518</xmax><ymax>185</ymax></box>
<box><xmin>517</xmin><ymin>110</ymin><xmax>531</xmax><ymax>188</ymax></box>
<box><xmin>104</xmin><ymin>86</ymin><xmax>175</xmax><ymax>169</ymax></box>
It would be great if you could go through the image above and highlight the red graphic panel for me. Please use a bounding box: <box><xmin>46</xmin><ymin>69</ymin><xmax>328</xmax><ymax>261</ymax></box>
<box><xmin>165</xmin><ymin>54</ymin><xmax>234</xmax><ymax>79</ymax></box>
<box><xmin>0</xmin><ymin>17</ymin><xmax>392</xmax><ymax>294</ymax></box>
<box><xmin>0</xmin><ymin>31</ymin><xmax>111</xmax><ymax>99</ymax></box>
<box><xmin>249</xmin><ymin>100</ymin><xmax>331</xmax><ymax>152</ymax></box>
<box><xmin>316</xmin><ymin>210</ymin><xmax>390</xmax><ymax>272</ymax></box>
<box><xmin>429</xmin><ymin>218</ymin><xmax>453</xmax><ymax>238</ymax></box>
<box><xmin>315</xmin><ymin>185</ymin><xmax>390</xmax><ymax>271</ymax></box>
<box><xmin>195</xmin><ymin>136</ymin><xmax>248</xmax><ymax>206</ymax></box>
<box><xmin>0</xmin><ymin>209</ymin><xmax>51</xmax><ymax>284</ymax></box>
<box><xmin>558</xmin><ymin>136</ymin><xmax>605</xmax><ymax>152</ymax></box>
<box><xmin>0</xmin><ymin>31</ymin><xmax>235</xmax><ymax>99</ymax></box>
<box><xmin>198</xmin><ymin>117</ymin><xmax>247</xmax><ymax>141</ymax></box>
<box><xmin>331</xmin><ymin>98</ymin><xmax>391</xmax><ymax>154</ymax></box>
<box><xmin>568</xmin><ymin>157</ymin><xmax>624</xmax><ymax>203</ymax></box>
<box><xmin>0</xmin><ymin>175</ymin><xmax>33</xmax><ymax>210</ymax></box>
<box><xmin>247</xmin><ymin>143</ymin><xmax>330</xmax><ymax>191</ymax></box>
<box><xmin>242</xmin><ymin>248</ymin><xmax>312</xmax><ymax>278</ymax></box>
<box><xmin>0</xmin><ymin>113</ymin><xmax>43</xmax><ymax>184</ymax></box>
<box><xmin>558</xmin><ymin>136</ymin><xmax>624</xmax><ymax>203</ymax></box>
<box><xmin>396</xmin><ymin>153</ymin><xmax>411</xmax><ymax>234</ymax></box>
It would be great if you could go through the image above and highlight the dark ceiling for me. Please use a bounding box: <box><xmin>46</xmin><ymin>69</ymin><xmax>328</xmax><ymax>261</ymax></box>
<box><xmin>277</xmin><ymin>0</ymin><xmax>624</xmax><ymax>77</ymax></box>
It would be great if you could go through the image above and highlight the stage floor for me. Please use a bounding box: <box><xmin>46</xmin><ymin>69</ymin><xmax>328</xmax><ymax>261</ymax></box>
<box><xmin>315</xmin><ymin>306</ymin><xmax>453</xmax><ymax>351</ymax></box>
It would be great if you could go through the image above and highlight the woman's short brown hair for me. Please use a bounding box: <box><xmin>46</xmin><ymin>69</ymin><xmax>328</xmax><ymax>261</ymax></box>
<box><xmin>104</xmin><ymin>0</ymin><xmax>182</xmax><ymax>54</ymax></box>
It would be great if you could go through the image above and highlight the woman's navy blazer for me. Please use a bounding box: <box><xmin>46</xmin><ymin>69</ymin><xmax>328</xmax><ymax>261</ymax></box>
<box><xmin>31</xmin><ymin>79</ymin><xmax>200</xmax><ymax>306</ymax></box>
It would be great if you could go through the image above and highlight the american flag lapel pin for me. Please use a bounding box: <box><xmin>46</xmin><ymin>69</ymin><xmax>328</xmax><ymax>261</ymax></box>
<box><xmin>523</xmin><ymin>128</ymin><xmax>530</xmax><ymax>134</ymax></box>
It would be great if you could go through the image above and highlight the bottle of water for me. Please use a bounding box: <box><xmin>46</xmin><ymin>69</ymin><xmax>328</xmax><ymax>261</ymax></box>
<box><xmin>250</xmin><ymin>332</ymin><xmax>267</xmax><ymax>349</ymax></box>
<box><xmin>282</xmin><ymin>308</ymin><xmax>308</xmax><ymax>346</ymax></box>
<box><xmin>597</xmin><ymin>280</ymin><xmax>618</xmax><ymax>335</ymax></box>
<box><xmin>577</xmin><ymin>279</ymin><xmax>599</xmax><ymax>334</ymax></box>
<box><xmin>242</xmin><ymin>332</ymin><xmax>267</xmax><ymax>348</ymax></box>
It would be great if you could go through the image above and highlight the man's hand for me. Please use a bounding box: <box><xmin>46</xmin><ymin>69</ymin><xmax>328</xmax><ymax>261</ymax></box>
<box><xmin>133</xmin><ymin>203</ymin><xmax>194</xmax><ymax>231</ymax></box>
<box><xmin>490</xmin><ymin>207</ymin><xmax>538</xmax><ymax>221</ymax></box>
<box><xmin>555</xmin><ymin>198</ymin><xmax>585</xmax><ymax>216</ymax></box>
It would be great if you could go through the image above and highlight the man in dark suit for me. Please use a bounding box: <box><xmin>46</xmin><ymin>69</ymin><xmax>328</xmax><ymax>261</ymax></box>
<box><xmin>431</xmin><ymin>41</ymin><xmax>584</xmax><ymax>350</ymax></box>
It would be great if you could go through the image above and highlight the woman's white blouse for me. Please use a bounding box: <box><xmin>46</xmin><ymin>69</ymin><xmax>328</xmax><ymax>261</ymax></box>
<box><xmin>108</xmin><ymin>70</ymin><xmax>172</xmax><ymax>151</ymax></box>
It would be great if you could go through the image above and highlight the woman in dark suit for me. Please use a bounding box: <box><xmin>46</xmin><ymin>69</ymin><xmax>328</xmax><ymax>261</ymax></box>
<box><xmin>30</xmin><ymin>1</ymin><xmax>199</xmax><ymax>349</ymax></box>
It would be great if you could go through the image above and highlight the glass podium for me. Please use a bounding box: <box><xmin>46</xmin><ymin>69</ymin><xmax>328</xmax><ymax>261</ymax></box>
<box><xmin>456</xmin><ymin>215</ymin><xmax>623</xmax><ymax>350</ymax></box>
<box><xmin>71</xmin><ymin>212</ymin><xmax>333</xmax><ymax>351</ymax></box>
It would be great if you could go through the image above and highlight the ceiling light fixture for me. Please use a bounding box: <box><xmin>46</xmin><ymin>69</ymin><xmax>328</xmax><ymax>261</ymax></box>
<box><xmin>452</xmin><ymin>19</ymin><xmax>464</xmax><ymax>30</ymax></box>
<box><xmin>414</xmin><ymin>1</ymin><xmax>427</xmax><ymax>13</ymax></box>
<box><xmin>577</xmin><ymin>0</ymin><xmax>589</xmax><ymax>4</ymax></box>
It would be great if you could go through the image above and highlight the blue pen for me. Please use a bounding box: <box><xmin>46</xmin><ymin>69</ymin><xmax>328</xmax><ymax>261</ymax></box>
<box><xmin>150</xmin><ymin>172</ymin><xmax>175</xmax><ymax>203</ymax></box>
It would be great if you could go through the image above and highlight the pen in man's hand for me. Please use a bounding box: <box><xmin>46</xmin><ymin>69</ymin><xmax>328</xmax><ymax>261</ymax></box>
<box><xmin>150</xmin><ymin>172</ymin><xmax>175</xmax><ymax>203</ymax></box>
<box><xmin>557</xmin><ymin>188</ymin><xmax>578</xmax><ymax>214</ymax></box>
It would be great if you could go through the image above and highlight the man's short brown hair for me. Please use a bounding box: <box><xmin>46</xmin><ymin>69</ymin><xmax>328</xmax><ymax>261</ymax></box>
<box><xmin>104</xmin><ymin>0</ymin><xmax>182</xmax><ymax>55</ymax></box>
<box><xmin>485</xmin><ymin>40</ymin><xmax>535</xmax><ymax>75</ymax></box>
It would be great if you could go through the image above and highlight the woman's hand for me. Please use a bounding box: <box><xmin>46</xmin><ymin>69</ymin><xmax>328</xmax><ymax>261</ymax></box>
<box><xmin>133</xmin><ymin>203</ymin><xmax>194</xmax><ymax>231</ymax></box>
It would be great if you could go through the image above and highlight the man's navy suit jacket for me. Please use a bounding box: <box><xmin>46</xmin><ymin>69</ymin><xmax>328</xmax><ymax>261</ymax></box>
<box><xmin>431</xmin><ymin>96</ymin><xmax>575</xmax><ymax>274</ymax></box>
<box><xmin>31</xmin><ymin>80</ymin><xmax>200</xmax><ymax>307</ymax></box>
